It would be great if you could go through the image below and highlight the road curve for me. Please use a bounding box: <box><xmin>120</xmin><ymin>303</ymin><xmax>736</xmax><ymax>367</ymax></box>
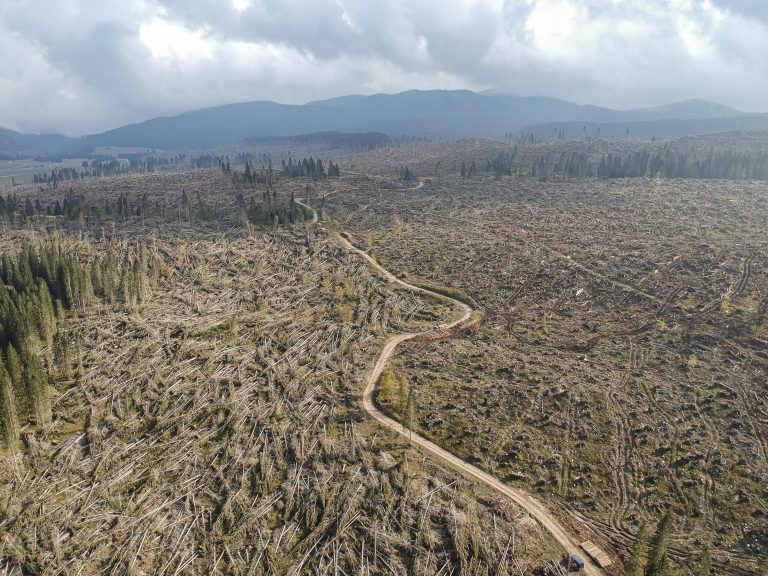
<box><xmin>297</xmin><ymin>186</ymin><xmax>605</xmax><ymax>575</ymax></box>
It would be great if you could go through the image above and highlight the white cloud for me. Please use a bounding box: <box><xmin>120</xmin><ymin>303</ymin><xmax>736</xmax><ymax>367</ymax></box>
<box><xmin>0</xmin><ymin>0</ymin><xmax>766</xmax><ymax>134</ymax></box>
<box><xmin>139</xmin><ymin>19</ymin><xmax>215</xmax><ymax>62</ymax></box>
<box><xmin>525</xmin><ymin>0</ymin><xmax>581</xmax><ymax>57</ymax></box>
<box><xmin>232</xmin><ymin>0</ymin><xmax>251</xmax><ymax>12</ymax></box>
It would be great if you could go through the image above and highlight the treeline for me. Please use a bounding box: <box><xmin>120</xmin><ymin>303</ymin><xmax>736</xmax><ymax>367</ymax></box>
<box><xmin>524</xmin><ymin>146</ymin><xmax>768</xmax><ymax>182</ymax></box>
<box><xmin>457</xmin><ymin>152</ymin><xmax>516</xmax><ymax>179</ymax></box>
<box><xmin>244</xmin><ymin>131</ymin><xmax>391</xmax><ymax>152</ymax></box>
<box><xmin>0</xmin><ymin>190</ymin><xmax>101</xmax><ymax>222</ymax></box>
<box><xmin>280</xmin><ymin>157</ymin><xmax>340</xmax><ymax>180</ymax></box>
<box><xmin>192</xmin><ymin>154</ymin><xmax>219</xmax><ymax>169</ymax></box>
<box><xmin>2</xmin><ymin>185</ymin><xmax>311</xmax><ymax>231</ymax></box>
<box><xmin>33</xmin><ymin>162</ymin><xmax>131</xmax><ymax>185</ymax></box>
<box><xmin>0</xmin><ymin>189</ymin><xmax>160</xmax><ymax>224</ymax></box>
<box><xmin>118</xmin><ymin>153</ymin><xmax>186</xmax><ymax>173</ymax></box>
<box><xmin>0</xmin><ymin>239</ymin><xmax>158</xmax><ymax>449</ymax></box>
<box><xmin>525</xmin><ymin>149</ymin><xmax>768</xmax><ymax>181</ymax></box>
<box><xmin>460</xmin><ymin>142</ymin><xmax>768</xmax><ymax>182</ymax></box>
<box><xmin>191</xmin><ymin>152</ymin><xmax>272</xmax><ymax>170</ymax></box>
<box><xmin>0</xmin><ymin>187</ymin><xmax>223</xmax><ymax>227</ymax></box>
<box><xmin>32</xmin><ymin>155</ymin><xmax>187</xmax><ymax>185</ymax></box>
<box><xmin>0</xmin><ymin>194</ymin><xmax>45</xmax><ymax>220</ymax></box>
<box><xmin>215</xmin><ymin>155</ymin><xmax>278</xmax><ymax>187</ymax></box>
<box><xmin>486</xmin><ymin>151</ymin><xmax>515</xmax><ymax>178</ymax></box>
<box><xmin>238</xmin><ymin>160</ymin><xmax>275</xmax><ymax>186</ymax></box>
<box><xmin>594</xmin><ymin>149</ymin><xmax>768</xmax><ymax>180</ymax></box>
<box><xmin>236</xmin><ymin>191</ymin><xmax>312</xmax><ymax>226</ymax></box>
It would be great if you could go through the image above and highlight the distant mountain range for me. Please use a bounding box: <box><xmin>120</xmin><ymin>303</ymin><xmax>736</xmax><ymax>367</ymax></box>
<box><xmin>1</xmin><ymin>90</ymin><xmax>765</xmax><ymax>158</ymax></box>
<box><xmin>0</xmin><ymin>128</ymin><xmax>74</xmax><ymax>159</ymax></box>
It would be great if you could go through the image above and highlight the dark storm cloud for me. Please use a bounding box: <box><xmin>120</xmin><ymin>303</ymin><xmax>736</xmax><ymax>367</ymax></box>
<box><xmin>711</xmin><ymin>0</ymin><xmax>768</xmax><ymax>22</ymax></box>
<box><xmin>153</xmin><ymin>0</ymin><xmax>502</xmax><ymax>74</ymax></box>
<box><xmin>0</xmin><ymin>0</ymin><xmax>766</xmax><ymax>135</ymax></box>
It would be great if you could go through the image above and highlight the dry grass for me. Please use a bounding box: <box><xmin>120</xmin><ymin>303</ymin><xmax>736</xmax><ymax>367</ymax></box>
<box><xmin>0</xmin><ymin>172</ymin><xmax>560</xmax><ymax>574</ymax></box>
<box><xmin>327</xmin><ymin>165</ymin><xmax>768</xmax><ymax>575</ymax></box>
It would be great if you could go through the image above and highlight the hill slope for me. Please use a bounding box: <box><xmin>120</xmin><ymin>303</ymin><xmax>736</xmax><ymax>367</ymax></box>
<box><xmin>2</xmin><ymin>91</ymin><xmax>765</xmax><ymax>155</ymax></box>
<box><xmin>80</xmin><ymin>91</ymin><xmax>762</xmax><ymax>149</ymax></box>
<box><xmin>0</xmin><ymin>128</ymin><xmax>74</xmax><ymax>159</ymax></box>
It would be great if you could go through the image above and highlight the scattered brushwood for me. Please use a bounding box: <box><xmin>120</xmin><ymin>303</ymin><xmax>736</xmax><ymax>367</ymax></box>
<box><xmin>0</xmin><ymin>218</ymin><xmax>554</xmax><ymax>574</ymax></box>
<box><xmin>1</xmin><ymin>169</ymin><xmax>354</xmax><ymax>232</ymax></box>
<box><xmin>339</xmin><ymin>131</ymin><xmax>768</xmax><ymax>184</ymax></box>
<box><xmin>327</xmin><ymin>148</ymin><xmax>768</xmax><ymax>575</ymax></box>
<box><xmin>31</xmin><ymin>154</ymin><xmax>187</xmax><ymax>186</ymax></box>
<box><xmin>341</xmin><ymin>138</ymin><xmax>512</xmax><ymax>177</ymax></box>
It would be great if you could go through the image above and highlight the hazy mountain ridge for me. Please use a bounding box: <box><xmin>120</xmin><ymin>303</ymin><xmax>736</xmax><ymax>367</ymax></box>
<box><xmin>524</xmin><ymin>116</ymin><xmax>768</xmax><ymax>141</ymax></box>
<box><xmin>623</xmin><ymin>98</ymin><xmax>746</xmax><ymax>121</ymax></box>
<box><xmin>1</xmin><ymin>91</ymin><xmax>764</xmax><ymax>157</ymax></box>
<box><xmin>0</xmin><ymin>128</ymin><xmax>75</xmax><ymax>159</ymax></box>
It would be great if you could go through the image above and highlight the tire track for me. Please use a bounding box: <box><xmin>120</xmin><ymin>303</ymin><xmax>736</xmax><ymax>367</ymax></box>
<box><xmin>297</xmin><ymin>183</ymin><xmax>607</xmax><ymax>575</ymax></box>
<box><xmin>606</xmin><ymin>340</ymin><xmax>642</xmax><ymax>533</ymax></box>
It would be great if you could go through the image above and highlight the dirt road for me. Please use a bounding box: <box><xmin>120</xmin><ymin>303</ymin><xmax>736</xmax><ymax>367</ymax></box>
<box><xmin>299</xmin><ymin>183</ymin><xmax>606</xmax><ymax>575</ymax></box>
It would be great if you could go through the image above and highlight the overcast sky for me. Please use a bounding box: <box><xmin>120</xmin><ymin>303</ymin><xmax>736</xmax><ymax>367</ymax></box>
<box><xmin>1</xmin><ymin>0</ymin><xmax>766</xmax><ymax>135</ymax></box>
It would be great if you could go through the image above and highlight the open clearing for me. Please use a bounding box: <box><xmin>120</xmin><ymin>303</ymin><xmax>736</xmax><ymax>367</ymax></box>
<box><xmin>0</xmin><ymin>167</ymin><xmax>567</xmax><ymax>575</ymax></box>
<box><xmin>1</xmin><ymin>136</ymin><xmax>767</xmax><ymax>575</ymax></box>
<box><xmin>328</xmin><ymin>151</ymin><xmax>768</xmax><ymax>575</ymax></box>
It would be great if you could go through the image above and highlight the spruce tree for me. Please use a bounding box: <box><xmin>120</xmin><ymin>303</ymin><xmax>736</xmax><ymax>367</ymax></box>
<box><xmin>6</xmin><ymin>344</ymin><xmax>25</xmax><ymax>418</ymax></box>
<box><xmin>398</xmin><ymin>377</ymin><xmax>409</xmax><ymax>417</ymax></box>
<box><xmin>378</xmin><ymin>370</ymin><xmax>396</xmax><ymax>405</ymax></box>
<box><xmin>626</xmin><ymin>522</ymin><xmax>648</xmax><ymax>576</ymax></box>
<box><xmin>53</xmin><ymin>331</ymin><xmax>72</xmax><ymax>380</ymax></box>
<box><xmin>0</xmin><ymin>353</ymin><xmax>19</xmax><ymax>451</ymax></box>
<box><xmin>36</xmin><ymin>278</ymin><xmax>57</xmax><ymax>348</ymax></box>
<box><xmin>22</xmin><ymin>347</ymin><xmax>51</xmax><ymax>428</ymax></box>
<box><xmin>698</xmin><ymin>543</ymin><xmax>711</xmax><ymax>576</ymax></box>
<box><xmin>67</xmin><ymin>258</ymin><xmax>83</xmax><ymax>310</ymax></box>
<box><xmin>758</xmin><ymin>554</ymin><xmax>768</xmax><ymax>576</ymax></box>
<box><xmin>56</xmin><ymin>263</ymin><xmax>73</xmax><ymax>310</ymax></box>
<box><xmin>646</xmin><ymin>511</ymin><xmax>673</xmax><ymax>576</ymax></box>
<box><xmin>90</xmin><ymin>260</ymin><xmax>103</xmax><ymax>298</ymax></box>
<box><xmin>406</xmin><ymin>389</ymin><xmax>415</xmax><ymax>433</ymax></box>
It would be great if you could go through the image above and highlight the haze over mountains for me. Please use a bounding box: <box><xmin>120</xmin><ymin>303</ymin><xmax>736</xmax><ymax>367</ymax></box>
<box><xmin>2</xmin><ymin>90</ymin><xmax>767</xmax><ymax>158</ymax></box>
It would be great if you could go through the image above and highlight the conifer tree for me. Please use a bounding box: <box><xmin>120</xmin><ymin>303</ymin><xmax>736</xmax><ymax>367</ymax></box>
<box><xmin>758</xmin><ymin>554</ymin><xmax>768</xmax><ymax>576</ymax></box>
<box><xmin>35</xmin><ymin>278</ymin><xmax>57</xmax><ymax>349</ymax></box>
<box><xmin>405</xmin><ymin>389</ymin><xmax>415</xmax><ymax>435</ymax></box>
<box><xmin>90</xmin><ymin>260</ymin><xmax>103</xmax><ymax>298</ymax></box>
<box><xmin>53</xmin><ymin>331</ymin><xmax>72</xmax><ymax>380</ymax></box>
<box><xmin>646</xmin><ymin>511</ymin><xmax>673</xmax><ymax>576</ymax></box>
<box><xmin>698</xmin><ymin>543</ymin><xmax>712</xmax><ymax>576</ymax></box>
<box><xmin>398</xmin><ymin>376</ymin><xmax>409</xmax><ymax>417</ymax></box>
<box><xmin>6</xmin><ymin>344</ymin><xmax>24</xmax><ymax>417</ymax></box>
<box><xmin>22</xmin><ymin>347</ymin><xmax>50</xmax><ymax>428</ymax></box>
<box><xmin>56</xmin><ymin>263</ymin><xmax>73</xmax><ymax>310</ymax></box>
<box><xmin>378</xmin><ymin>370</ymin><xmax>396</xmax><ymax>405</ymax></box>
<box><xmin>0</xmin><ymin>353</ymin><xmax>19</xmax><ymax>451</ymax></box>
<box><xmin>626</xmin><ymin>522</ymin><xmax>648</xmax><ymax>576</ymax></box>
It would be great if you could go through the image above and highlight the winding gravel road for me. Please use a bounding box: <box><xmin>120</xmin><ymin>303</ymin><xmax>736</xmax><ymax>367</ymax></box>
<box><xmin>298</xmin><ymin>184</ymin><xmax>606</xmax><ymax>575</ymax></box>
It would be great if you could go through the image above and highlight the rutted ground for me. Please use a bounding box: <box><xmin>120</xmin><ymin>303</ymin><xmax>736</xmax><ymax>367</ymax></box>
<box><xmin>335</xmin><ymin>224</ymin><xmax>605</xmax><ymax>575</ymax></box>
<box><xmin>328</xmin><ymin>172</ymin><xmax>768</xmax><ymax>574</ymax></box>
<box><xmin>0</xmin><ymin>193</ymin><xmax>561</xmax><ymax>574</ymax></box>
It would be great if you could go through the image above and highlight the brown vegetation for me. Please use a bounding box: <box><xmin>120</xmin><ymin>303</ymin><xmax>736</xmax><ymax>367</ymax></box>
<box><xmin>0</xmin><ymin>170</ymin><xmax>560</xmax><ymax>574</ymax></box>
<box><xmin>327</xmin><ymin>158</ymin><xmax>768</xmax><ymax>575</ymax></box>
